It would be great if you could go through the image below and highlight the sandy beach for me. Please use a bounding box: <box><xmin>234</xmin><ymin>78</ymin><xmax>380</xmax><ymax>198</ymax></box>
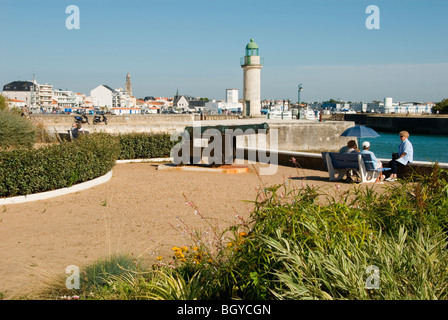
<box><xmin>0</xmin><ymin>161</ymin><xmax>389</xmax><ymax>299</ymax></box>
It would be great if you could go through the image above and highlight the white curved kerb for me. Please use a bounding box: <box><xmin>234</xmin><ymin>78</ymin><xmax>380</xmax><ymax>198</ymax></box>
<box><xmin>0</xmin><ymin>170</ymin><xmax>113</xmax><ymax>205</ymax></box>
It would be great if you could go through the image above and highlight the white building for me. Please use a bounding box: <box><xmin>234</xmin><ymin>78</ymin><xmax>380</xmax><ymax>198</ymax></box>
<box><xmin>53</xmin><ymin>89</ymin><xmax>77</xmax><ymax>109</ymax></box>
<box><xmin>226</xmin><ymin>88</ymin><xmax>239</xmax><ymax>104</ymax></box>
<box><xmin>394</xmin><ymin>102</ymin><xmax>434</xmax><ymax>114</ymax></box>
<box><xmin>110</xmin><ymin>107</ymin><xmax>141</xmax><ymax>115</ymax></box>
<box><xmin>1</xmin><ymin>81</ymin><xmax>35</xmax><ymax>108</ymax></box>
<box><xmin>205</xmin><ymin>89</ymin><xmax>243</xmax><ymax>114</ymax></box>
<box><xmin>38</xmin><ymin>83</ymin><xmax>53</xmax><ymax>111</ymax></box>
<box><xmin>75</xmin><ymin>93</ymin><xmax>86</xmax><ymax>106</ymax></box>
<box><xmin>174</xmin><ymin>96</ymin><xmax>190</xmax><ymax>111</ymax></box>
<box><xmin>90</xmin><ymin>85</ymin><xmax>114</xmax><ymax>108</ymax></box>
<box><xmin>6</xmin><ymin>98</ymin><xmax>26</xmax><ymax>109</ymax></box>
<box><xmin>2</xmin><ymin>80</ymin><xmax>55</xmax><ymax>112</ymax></box>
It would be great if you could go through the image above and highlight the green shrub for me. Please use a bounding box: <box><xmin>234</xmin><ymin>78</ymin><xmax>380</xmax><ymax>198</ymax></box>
<box><xmin>265</xmin><ymin>227</ymin><xmax>448</xmax><ymax>300</ymax></box>
<box><xmin>118</xmin><ymin>132</ymin><xmax>178</xmax><ymax>160</ymax></box>
<box><xmin>80</xmin><ymin>254</ymin><xmax>138</xmax><ymax>296</ymax></box>
<box><xmin>0</xmin><ymin>133</ymin><xmax>120</xmax><ymax>197</ymax></box>
<box><xmin>0</xmin><ymin>109</ymin><xmax>36</xmax><ymax>149</ymax></box>
<box><xmin>212</xmin><ymin>165</ymin><xmax>448</xmax><ymax>299</ymax></box>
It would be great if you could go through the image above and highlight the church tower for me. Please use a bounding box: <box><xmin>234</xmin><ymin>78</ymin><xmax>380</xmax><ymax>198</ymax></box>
<box><xmin>125</xmin><ymin>72</ymin><xmax>132</xmax><ymax>96</ymax></box>
<box><xmin>241</xmin><ymin>38</ymin><xmax>263</xmax><ymax>117</ymax></box>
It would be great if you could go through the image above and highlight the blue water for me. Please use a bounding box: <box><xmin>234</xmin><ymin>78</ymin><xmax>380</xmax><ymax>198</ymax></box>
<box><xmin>358</xmin><ymin>132</ymin><xmax>448</xmax><ymax>164</ymax></box>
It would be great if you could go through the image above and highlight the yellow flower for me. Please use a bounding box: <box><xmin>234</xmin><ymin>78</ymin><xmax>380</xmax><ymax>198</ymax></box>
<box><xmin>239</xmin><ymin>232</ymin><xmax>248</xmax><ymax>237</ymax></box>
<box><xmin>156</xmin><ymin>256</ymin><xmax>163</xmax><ymax>261</ymax></box>
<box><xmin>227</xmin><ymin>242</ymin><xmax>233</xmax><ymax>247</ymax></box>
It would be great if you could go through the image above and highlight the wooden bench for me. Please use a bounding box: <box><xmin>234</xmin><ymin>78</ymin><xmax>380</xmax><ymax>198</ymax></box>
<box><xmin>322</xmin><ymin>152</ymin><xmax>391</xmax><ymax>183</ymax></box>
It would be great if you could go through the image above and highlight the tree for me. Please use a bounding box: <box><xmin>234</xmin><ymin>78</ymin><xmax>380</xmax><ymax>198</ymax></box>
<box><xmin>432</xmin><ymin>99</ymin><xmax>448</xmax><ymax>114</ymax></box>
<box><xmin>0</xmin><ymin>94</ymin><xmax>8</xmax><ymax>111</ymax></box>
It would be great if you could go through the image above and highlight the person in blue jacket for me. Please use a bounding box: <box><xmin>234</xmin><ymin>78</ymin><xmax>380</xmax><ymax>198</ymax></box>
<box><xmin>386</xmin><ymin>131</ymin><xmax>414</xmax><ymax>182</ymax></box>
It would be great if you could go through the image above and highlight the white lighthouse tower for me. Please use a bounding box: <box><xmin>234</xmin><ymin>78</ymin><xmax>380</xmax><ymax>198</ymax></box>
<box><xmin>241</xmin><ymin>38</ymin><xmax>263</xmax><ymax>117</ymax></box>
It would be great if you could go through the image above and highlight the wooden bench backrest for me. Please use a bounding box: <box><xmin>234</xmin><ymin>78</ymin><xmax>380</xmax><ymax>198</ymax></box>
<box><xmin>324</xmin><ymin>152</ymin><xmax>377</xmax><ymax>171</ymax></box>
<box><xmin>328</xmin><ymin>153</ymin><xmax>360</xmax><ymax>169</ymax></box>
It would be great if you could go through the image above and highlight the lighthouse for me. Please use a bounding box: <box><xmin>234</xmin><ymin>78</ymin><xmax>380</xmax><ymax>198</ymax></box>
<box><xmin>241</xmin><ymin>38</ymin><xmax>263</xmax><ymax>117</ymax></box>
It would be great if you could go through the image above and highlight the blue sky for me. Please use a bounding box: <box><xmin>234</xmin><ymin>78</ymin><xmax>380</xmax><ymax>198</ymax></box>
<box><xmin>1</xmin><ymin>0</ymin><xmax>447</xmax><ymax>102</ymax></box>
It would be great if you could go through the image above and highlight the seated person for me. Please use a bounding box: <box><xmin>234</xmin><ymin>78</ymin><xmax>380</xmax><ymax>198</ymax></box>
<box><xmin>339</xmin><ymin>140</ymin><xmax>359</xmax><ymax>153</ymax></box>
<box><xmin>339</xmin><ymin>140</ymin><xmax>360</xmax><ymax>182</ymax></box>
<box><xmin>386</xmin><ymin>131</ymin><xmax>413</xmax><ymax>181</ymax></box>
<box><xmin>360</xmin><ymin>141</ymin><xmax>384</xmax><ymax>183</ymax></box>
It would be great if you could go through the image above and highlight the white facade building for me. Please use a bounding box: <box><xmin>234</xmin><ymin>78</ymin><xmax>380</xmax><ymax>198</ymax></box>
<box><xmin>1</xmin><ymin>81</ymin><xmax>34</xmax><ymax>108</ymax></box>
<box><xmin>2</xmin><ymin>80</ymin><xmax>55</xmax><ymax>112</ymax></box>
<box><xmin>226</xmin><ymin>89</ymin><xmax>239</xmax><ymax>104</ymax></box>
<box><xmin>53</xmin><ymin>89</ymin><xmax>76</xmax><ymax>108</ymax></box>
<box><xmin>38</xmin><ymin>83</ymin><xmax>53</xmax><ymax>111</ymax></box>
<box><xmin>90</xmin><ymin>85</ymin><xmax>114</xmax><ymax>108</ymax></box>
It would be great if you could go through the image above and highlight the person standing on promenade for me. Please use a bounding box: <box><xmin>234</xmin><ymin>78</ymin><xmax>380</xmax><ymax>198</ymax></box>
<box><xmin>360</xmin><ymin>141</ymin><xmax>384</xmax><ymax>183</ymax></box>
<box><xmin>386</xmin><ymin>131</ymin><xmax>413</xmax><ymax>182</ymax></box>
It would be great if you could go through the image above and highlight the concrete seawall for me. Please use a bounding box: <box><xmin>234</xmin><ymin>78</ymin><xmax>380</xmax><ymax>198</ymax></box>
<box><xmin>343</xmin><ymin>114</ymin><xmax>448</xmax><ymax>135</ymax></box>
<box><xmin>33</xmin><ymin>114</ymin><xmax>355</xmax><ymax>153</ymax></box>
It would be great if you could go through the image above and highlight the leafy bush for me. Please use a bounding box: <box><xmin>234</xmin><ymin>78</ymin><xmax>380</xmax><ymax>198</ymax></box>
<box><xmin>432</xmin><ymin>98</ymin><xmax>448</xmax><ymax>114</ymax></box>
<box><xmin>118</xmin><ymin>132</ymin><xmax>178</xmax><ymax>160</ymax></box>
<box><xmin>0</xmin><ymin>133</ymin><xmax>120</xmax><ymax>197</ymax></box>
<box><xmin>0</xmin><ymin>109</ymin><xmax>36</xmax><ymax>149</ymax></box>
<box><xmin>212</xmin><ymin>166</ymin><xmax>448</xmax><ymax>300</ymax></box>
<box><xmin>265</xmin><ymin>226</ymin><xmax>448</xmax><ymax>300</ymax></box>
<box><xmin>80</xmin><ymin>254</ymin><xmax>138</xmax><ymax>296</ymax></box>
<box><xmin>43</xmin><ymin>165</ymin><xmax>448</xmax><ymax>300</ymax></box>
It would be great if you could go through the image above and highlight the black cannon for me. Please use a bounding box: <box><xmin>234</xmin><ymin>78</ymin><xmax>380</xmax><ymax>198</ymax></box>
<box><xmin>172</xmin><ymin>122</ymin><xmax>270</xmax><ymax>167</ymax></box>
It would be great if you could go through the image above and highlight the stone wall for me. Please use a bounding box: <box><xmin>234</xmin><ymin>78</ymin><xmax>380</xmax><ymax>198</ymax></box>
<box><xmin>32</xmin><ymin>114</ymin><xmax>354</xmax><ymax>153</ymax></box>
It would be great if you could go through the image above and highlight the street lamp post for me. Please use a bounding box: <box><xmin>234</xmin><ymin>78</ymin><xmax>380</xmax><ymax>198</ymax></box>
<box><xmin>298</xmin><ymin>83</ymin><xmax>303</xmax><ymax>105</ymax></box>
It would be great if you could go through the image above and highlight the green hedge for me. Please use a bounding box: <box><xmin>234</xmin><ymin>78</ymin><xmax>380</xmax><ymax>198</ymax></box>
<box><xmin>0</xmin><ymin>109</ymin><xmax>36</xmax><ymax>149</ymax></box>
<box><xmin>0</xmin><ymin>133</ymin><xmax>120</xmax><ymax>197</ymax></box>
<box><xmin>118</xmin><ymin>132</ymin><xmax>178</xmax><ymax>160</ymax></box>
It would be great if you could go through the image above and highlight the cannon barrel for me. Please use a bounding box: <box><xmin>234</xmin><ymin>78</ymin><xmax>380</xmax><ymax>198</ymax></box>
<box><xmin>174</xmin><ymin>122</ymin><xmax>270</xmax><ymax>167</ymax></box>
<box><xmin>183</xmin><ymin>122</ymin><xmax>269</xmax><ymax>137</ymax></box>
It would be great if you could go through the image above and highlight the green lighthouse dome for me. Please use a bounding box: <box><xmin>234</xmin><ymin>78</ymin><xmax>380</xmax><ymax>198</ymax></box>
<box><xmin>245</xmin><ymin>38</ymin><xmax>259</xmax><ymax>56</ymax></box>
<box><xmin>246</xmin><ymin>38</ymin><xmax>259</xmax><ymax>50</ymax></box>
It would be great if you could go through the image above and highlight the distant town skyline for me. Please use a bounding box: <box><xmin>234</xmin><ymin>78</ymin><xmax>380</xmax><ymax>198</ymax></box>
<box><xmin>1</xmin><ymin>0</ymin><xmax>447</xmax><ymax>103</ymax></box>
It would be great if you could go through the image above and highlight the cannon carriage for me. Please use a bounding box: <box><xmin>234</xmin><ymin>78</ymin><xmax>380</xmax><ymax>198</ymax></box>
<box><xmin>173</xmin><ymin>122</ymin><xmax>270</xmax><ymax>167</ymax></box>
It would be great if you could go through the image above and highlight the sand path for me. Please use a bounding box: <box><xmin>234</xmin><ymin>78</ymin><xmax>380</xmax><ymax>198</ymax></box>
<box><xmin>0</xmin><ymin>162</ymin><xmax>387</xmax><ymax>299</ymax></box>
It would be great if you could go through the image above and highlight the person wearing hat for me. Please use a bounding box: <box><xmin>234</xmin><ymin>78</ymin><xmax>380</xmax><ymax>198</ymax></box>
<box><xmin>360</xmin><ymin>141</ymin><xmax>384</xmax><ymax>183</ymax></box>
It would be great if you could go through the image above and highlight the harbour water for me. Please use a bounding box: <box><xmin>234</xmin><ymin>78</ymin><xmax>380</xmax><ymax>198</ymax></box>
<box><xmin>358</xmin><ymin>132</ymin><xmax>448</xmax><ymax>164</ymax></box>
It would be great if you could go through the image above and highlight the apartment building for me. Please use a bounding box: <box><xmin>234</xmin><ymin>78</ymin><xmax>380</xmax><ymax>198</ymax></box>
<box><xmin>2</xmin><ymin>80</ymin><xmax>55</xmax><ymax>112</ymax></box>
<box><xmin>53</xmin><ymin>89</ymin><xmax>77</xmax><ymax>108</ymax></box>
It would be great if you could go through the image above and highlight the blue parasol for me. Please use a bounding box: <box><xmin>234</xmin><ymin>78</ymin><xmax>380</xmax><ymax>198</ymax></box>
<box><xmin>340</xmin><ymin>125</ymin><xmax>380</xmax><ymax>147</ymax></box>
